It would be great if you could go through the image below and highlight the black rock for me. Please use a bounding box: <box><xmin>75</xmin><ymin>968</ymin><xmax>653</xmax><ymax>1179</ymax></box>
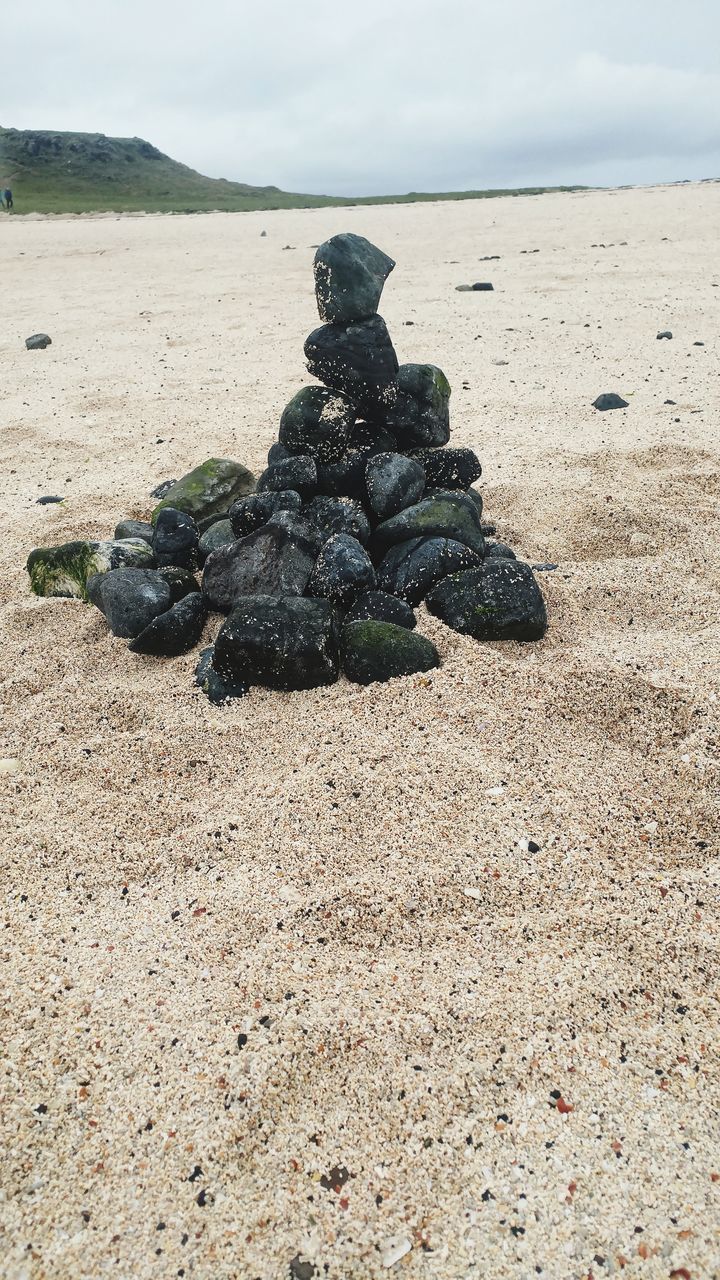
<box><xmin>26</xmin><ymin>333</ymin><xmax>52</xmax><ymax>350</ymax></box>
<box><xmin>257</xmin><ymin>456</ymin><xmax>317</xmax><ymax>502</ymax></box>
<box><xmin>302</xmin><ymin>495</ymin><xmax>371</xmax><ymax>545</ymax></box>
<box><xmin>149</xmin><ymin>478</ymin><xmax>178</xmax><ymax>500</ymax></box>
<box><xmin>485</xmin><ymin>541</ymin><xmax>517</xmax><ymax>559</ymax></box>
<box><xmin>304</xmin><ymin>315</ymin><xmax>399</xmax><ymax>414</ymax></box>
<box><xmin>341</xmin><ymin>620</ymin><xmax>439</xmax><ymax>685</ymax></box>
<box><xmin>307</xmin><ymin>534</ymin><xmax>376</xmax><ymax>607</ymax></box>
<box><xmin>278</xmin><ymin>386</ymin><xmax>356</xmax><ymax>463</ymax></box>
<box><xmin>531</xmin><ymin>562</ymin><xmax>558</xmax><ymax>571</ymax></box>
<box><xmin>229</xmin><ymin>491</ymin><xmax>302</xmax><ymax>538</ymax></box>
<box><xmin>592</xmin><ymin>393</ymin><xmax>629</xmax><ymax>411</ymax></box>
<box><xmin>411</xmin><ymin>447</ymin><xmax>482</xmax><ymax>490</ymax></box>
<box><xmin>471</xmin><ymin>282</ymin><xmax>494</xmax><ymax>291</ymax></box>
<box><xmin>213</xmin><ymin>596</ymin><xmax>341</xmax><ymax>691</ymax></box>
<box><xmin>377</xmin><ymin>536</ymin><xmax>483</xmax><ymax>605</ymax></box>
<box><xmin>657</xmin><ymin>331</ymin><xmax>673</xmax><ymax>339</ymax></box>
<box><xmin>156</xmin><ymin>566</ymin><xmax>200</xmax><ymax>602</ymax></box>
<box><xmin>267</xmin><ymin>440</ymin><xmax>290</xmax><ymax>466</ymax></box>
<box><xmin>370</xmin><ymin>494</ymin><xmax>486</xmax><ymax>562</ymax></box>
<box><xmin>92</xmin><ymin>569</ymin><xmax>172</xmax><ymax>639</ymax></box>
<box><xmin>195</xmin><ymin>646</ymin><xmax>249</xmax><ymax>703</ymax></box>
<box><xmin>313</xmin><ymin>232</ymin><xmax>395</xmax><ymax>323</ymax></box>
<box><xmin>129</xmin><ymin>591</ymin><xmax>208</xmax><ymax>656</ymax></box>
<box><xmin>289</xmin><ymin>1256</ymin><xmax>318</xmax><ymax>1280</ymax></box>
<box><xmin>426</xmin><ymin>560</ymin><xmax>547</xmax><ymax>640</ymax></box>
<box><xmin>36</xmin><ymin>495</ymin><xmax>64</xmax><ymax>505</ymax></box>
<box><xmin>152</xmin><ymin>507</ymin><xmax>199</xmax><ymax>570</ymax></box>
<box><xmin>315</xmin><ymin>422</ymin><xmax>398</xmax><ymax>499</ymax></box>
<box><xmin>382</xmin><ymin>363</ymin><xmax>451</xmax><ymax>449</ymax></box>
<box><xmin>202</xmin><ymin>517</ymin><xmax>319</xmax><ymax>612</ymax></box>
<box><xmin>345</xmin><ymin>590</ymin><xmax>416</xmax><ymax>630</ymax></box>
<box><xmin>198</xmin><ymin>519</ymin><xmax>234</xmax><ymax>563</ymax></box>
<box><xmin>365</xmin><ymin>452</ymin><xmax>426</xmax><ymax>521</ymax></box>
<box><xmin>424</xmin><ymin>487</ymin><xmax>483</xmax><ymax>518</ymax></box>
<box><xmin>114</xmin><ymin>518</ymin><xmax>154</xmax><ymax>545</ymax></box>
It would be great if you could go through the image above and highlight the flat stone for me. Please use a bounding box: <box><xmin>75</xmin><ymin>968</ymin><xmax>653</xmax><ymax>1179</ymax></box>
<box><xmin>114</xmin><ymin>518</ymin><xmax>154</xmax><ymax>544</ymax></box>
<box><xmin>213</xmin><ymin>596</ymin><xmax>341</xmax><ymax>691</ymax></box>
<box><xmin>377</xmin><ymin>536</ymin><xmax>483</xmax><ymax>605</ymax></box>
<box><xmin>27</xmin><ymin>537</ymin><xmax>155</xmax><ymax>600</ymax></box>
<box><xmin>426</xmin><ymin>560</ymin><xmax>547</xmax><ymax>640</ymax></box>
<box><xmin>341</xmin><ymin>620</ymin><xmax>439</xmax><ymax>685</ymax></box>
<box><xmin>313</xmin><ymin>232</ymin><xmax>395</xmax><ymax>323</ymax></box>
<box><xmin>152</xmin><ymin>507</ymin><xmax>199</xmax><ymax>570</ymax></box>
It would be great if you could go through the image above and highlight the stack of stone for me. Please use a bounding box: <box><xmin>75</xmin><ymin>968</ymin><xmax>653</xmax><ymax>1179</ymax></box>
<box><xmin>26</xmin><ymin>232</ymin><xmax>547</xmax><ymax>699</ymax></box>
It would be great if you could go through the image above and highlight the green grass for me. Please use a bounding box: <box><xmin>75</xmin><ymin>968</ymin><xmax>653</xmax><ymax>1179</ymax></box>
<box><xmin>0</xmin><ymin>125</ymin><xmax>586</xmax><ymax>215</ymax></box>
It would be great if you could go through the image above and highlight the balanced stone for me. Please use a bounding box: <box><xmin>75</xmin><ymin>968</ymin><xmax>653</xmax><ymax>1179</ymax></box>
<box><xmin>256</xmin><ymin>455</ymin><xmax>317</xmax><ymax>501</ymax></box>
<box><xmin>92</xmin><ymin>568</ymin><xmax>171</xmax><ymax>639</ymax></box>
<box><xmin>377</xmin><ymin>536</ymin><xmax>483</xmax><ymax>606</ymax></box>
<box><xmin>152</xmin><ymin>507</ymin><xmax>199</xmax><ymax>570</ymax></box>
<box><xmin>316</xmin><ymin>422</ymin><xmax>398</xmax><ymax>499</ymax></box>
<box><xmin>307</xmin><ymin>534</ymin><xmax>376</xmax><ymax>608</ymax></box>
<box><xmin>426</xmin><ymin>560</ymin><xmax>547</xmax><ymax>640</ymax></box>
<box><xmin>304</xmin><ymin>315</ymin><xmax>399</xmax><ymax>414</ymax></box>
<box><xmin>313</xmin><ymin>232</ymin><xmax>396</xmax><ymax>324</ymax></box>
<box><xmin>383</xmin><ymin>364</ymin><xmax>451</xmax><ymax>449</ymax></box>
<box><xmin>345</xmin><ymin>590</ymin><xmax>416</xmax><ymax>630</ymax></box>
<box><xmin>411</xmin><ymin>446</ymin><xmax>482</xmax><ymax>490</ymax></box>
<box><xmin>369</xmin><ymin>495</ymin><xmax>486</xmax><ymax>562</ymax></box>
<box><xmin>229</xmin><ymin>491</ymin><xmax>302</xmax><ymax>538</ymax></box>
<box><xmin>365</xmin><ymin>452</ymin><xmax>426</xmax><ymax>521</ymax></box>
<box><xmin>341</xmin><ymin>620</ymin><xmax>440</xmax><ymax>685</ymax></box>
<box><xmin>202</xmin><ymin>518</ymin><xmax>319</xmax><ymax>612</ymax></box>
<box><xmin>129</xmin><ymin>592</ymin><xmax>208</xmax><ymax>656</ymax></box>
<box><xmin>302</xmin><ymin>495</ymin><xmax>371</xmax><ymax>545</ymax></box>
<box><xmin>213</xmin><ymin>596</ymin><xmax>341</xmax><ymax>691</ymax></box>
<box><xmin>27</xmin><ymin>537</ymin><xmax>155</xmax><ymax>600</ymax></box>
<box><xmin>151</xmin><ymin>458</ymin><xmax>256</xmax><ymax>528</ymax></box>
<box><xmin>278</xmin><ymin>386</ymin><xmax>356</xmax><ymax>463</ymax></box>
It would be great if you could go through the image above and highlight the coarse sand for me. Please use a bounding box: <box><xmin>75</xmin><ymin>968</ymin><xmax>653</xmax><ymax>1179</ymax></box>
<box><xmin>1</xmin><ymin>184</ymin><xmax>719</xmax><ymax>1280</ymax></box>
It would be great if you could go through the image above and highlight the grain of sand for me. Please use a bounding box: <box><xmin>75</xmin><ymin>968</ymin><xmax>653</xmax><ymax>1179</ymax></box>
<box><xmin>1</xmin><ymin>185</ymin><xmax>719</xmax><ymax>1280</ymax></box>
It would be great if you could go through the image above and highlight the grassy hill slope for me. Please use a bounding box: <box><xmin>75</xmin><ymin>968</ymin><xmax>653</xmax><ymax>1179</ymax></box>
<box><xmin>0</xmin><ymin>126</ymin><xmax>586</xmax><ymax>214</ymax></box>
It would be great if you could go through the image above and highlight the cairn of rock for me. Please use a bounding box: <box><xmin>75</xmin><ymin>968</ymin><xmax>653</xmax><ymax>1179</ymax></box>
<box><xmin>27</xmin><ymin>232</ymin><xmax>547</xmax><ymax>699</ymax></box>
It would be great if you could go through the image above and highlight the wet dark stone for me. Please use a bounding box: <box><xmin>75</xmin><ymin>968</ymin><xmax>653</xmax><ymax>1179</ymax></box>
<box><xmin>25</xmin><ymin>333</ymin><xmax>52</xmax><ymax>350</ymax></box>
<box><xmin>592</xmin><ymin>393</ymin><xmax>629</xmax><ymax>411</ymax></box>
<box><xmin>257</xmin><ymin>456</ymin><xmax>317</xmax><ymax>502</ymax></box>
<box><xmin>213</xmin><ymin>595</ymin><xmax>341</xmax><ymax>691</ymax></box>
<box><xmin>304</xmin><ymin>315</ymin><xmax>399</xmax><ymax>414</ymax></box>
<box><xmin>315</xmin><ymin>422</ymin><xmax>398</xmax><ymax>499</ymax></box>
<box><xmin>377</xmin><ymin>536</ymin><xmax>483</xmax><ymax>605</ymax></box>
<box><xmin>657</xmin><ymin>331</ymin><xmax>673</xmax><ymax>339</ymax></box>
<box><xmin>198</xmin><ymin>518</ymin><xmax>234</xmax><ymax>564</ymax></box>
<box><xmin>149</xmin><ymin>478</ymin><xmax>178</xmax><ymax>500</ymax></box>
<box><xmin>36</xmin><ymin>495</ymin><xmax>64</xmax><ymax>505</ymax></box>
<box><xmin>307</xmin><ymin>534</ymin><xmax>376</xmax><ymax>607</ymax></box>
<box><xmin>114</xmin><ymin>518</ymin><xmax>154</xmax><ymax>545</ymax></box>
<box><xmin>313</xmin><ymin>232</ymin><xmax>395</xmax><ymax>323</ymax></box>
<box><xmin>229</xmin><ymin>491</ymin><xmax>302</xmax><ymax>538</ymax></box>
<box><xmin>92</xmin><ymin>569</ymin><xmax>171</xmax><ymax>639</ymax></box>
<box><xmin>380</xmin><ymin>363</ymin><xmax>451</xmax><ymax>449</ymax></box>
<box><xmin>426</xmin><ymin>560</ymin><xmax>547</xmax><ymax>640</ymax></box>
<box><xmin>302</xmin><ymin>495</ymin><xmax>371</xmax><ymax>545</ymax></box>
<box><xmin>471</xmin><ymin>282</ymin><xmax>494</xmax><ymax>291</ymax></box>
<box><xmin>156</xmin><ymin>566</ymin><xmax>201</xmax><ymax>603</ymax></box>
<box><xmin>278</xmin><ymin>386</ymin><xmax>356</xmax><ymax>463</ymax></box>
<box><xmin>202</xmin><ymin>517</ymin><xmax>319</xmax><ymax>612</ymax></box>
<box><xmin>411</xmin><ymin>447</ymin><xmax>482</xmax><ymax>490</ymax></box>
<box><xmin>341</xmin><ymin>620</ymin><xmax>439</xmax><ymax>685</ymax></box>
<box><xmin>370</xmin><ymin>494</ymin><xmax>486</xmax><ymax>563</ymax></box>
<box><xmin>365</xmin><ymin>452</ymin><xmax>426</xmax><ymax>521</ymax></box>
<box><xmin>485</xmin><ymin>541</ymin><xmax>517</xmax><ymax>559</ymax></box>
<box><xmin>152</xmin><ymin>507</ymin><xmax>199</xmax><ymax>570</ymax></box>
<box><xmin>345</xmin><ymin>590</ymin><xmax>416</xmax><ymax>630</ymax></box>
<box><xmin>194</xmin><ymin>646</ymin><xmax>249</xmax><ymax>703</ymax></box>
<box><xmin>129</xmin><ymin>592</ymin><xmax>208</xmax><ymax>656</ymax></box>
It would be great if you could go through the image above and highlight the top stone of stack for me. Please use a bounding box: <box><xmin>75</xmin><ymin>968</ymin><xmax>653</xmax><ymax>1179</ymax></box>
<box><xmin>313</xmin><ymin>232</ymin><xmax>396</xmax><ymax>324</ymax></box>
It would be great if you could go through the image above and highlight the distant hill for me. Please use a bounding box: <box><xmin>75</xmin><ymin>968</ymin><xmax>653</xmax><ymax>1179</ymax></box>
<box><xmin>0</xmin><ymin>126</ymin><xmax>586</xmax><ymax>214</ymax></box>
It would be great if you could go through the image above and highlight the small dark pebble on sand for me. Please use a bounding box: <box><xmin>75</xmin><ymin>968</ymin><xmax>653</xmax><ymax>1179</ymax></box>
<box><xmin>36</xmin><ymin>495</ymin><xmax>64</xmax><ymax>505</ymax></box>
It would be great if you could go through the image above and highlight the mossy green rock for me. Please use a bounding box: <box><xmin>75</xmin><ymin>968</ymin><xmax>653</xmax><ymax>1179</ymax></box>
<box><xmin>151</xmin><ymin>458</ymin><xmax>255</xmax><ymax>528</ymax></box>
<box><xmin>369</xmin><ymin>495</ymin><xmax>486</xmax><ymax>563</ymax></box>
<box><xmin>341</xmin><ymin>619</ymin><xmax>439</xmax><ymax>685</ymax></box>
<box><xmin>383</xmin><ymin>363</ymin><xmax>451</xmax><ymax>449</ymax></box>
<box><xmin>27</xmin><ymin>538</ymin><xmax>155</xmax><ymax>600</ymax></box>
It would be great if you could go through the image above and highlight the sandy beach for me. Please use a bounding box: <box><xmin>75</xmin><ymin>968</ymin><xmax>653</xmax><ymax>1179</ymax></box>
<box><xmin>1</xmin><ymin>184</ymin><xmax>719</xmax><ymax>1279</ymax></box>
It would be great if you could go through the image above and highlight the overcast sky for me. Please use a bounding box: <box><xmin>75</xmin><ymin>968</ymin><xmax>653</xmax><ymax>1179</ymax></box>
<box><xmin>4</xmin><ymin>0</ymin><xmax>720</xmax><ymax>194</ymax></box>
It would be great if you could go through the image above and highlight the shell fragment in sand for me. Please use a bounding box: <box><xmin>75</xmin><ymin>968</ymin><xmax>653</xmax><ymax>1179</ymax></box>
<box><xmin>0</xmin><ymin>758</ymin><xmax>19</xmax><ymax>775</ymax></box>
<box><xmin>463</xmin><ymin>887</ymin><xmax>483</xmax><ymax>900</ymax></box>
<box><xmin>382</xmin><ymin>1236</ymin><xmax>412</xmax><ymax>1268</ymax></box>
